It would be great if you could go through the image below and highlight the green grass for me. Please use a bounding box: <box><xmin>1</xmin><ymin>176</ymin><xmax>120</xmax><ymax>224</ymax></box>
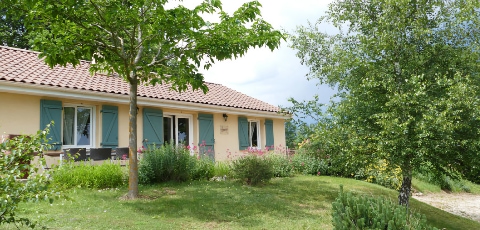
<box><xmin>412</xmin><ymin>177</ymin><xmax>480</xmax><ymax>194</ymax></box>
<box><xmin>5</xmin><ymin>175</ymin><xmax>480</xmax><ymax>230</ymax></box>
<box><xmin>412</xmin><ymin>177</ymin><xmax>442</xmax><ymax>193</ymax></box>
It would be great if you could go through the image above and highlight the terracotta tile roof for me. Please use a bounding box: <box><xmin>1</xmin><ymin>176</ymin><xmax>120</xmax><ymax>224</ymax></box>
<box><xmin>0</xmin><ymin>46</ymin><xmax>280</xmax><ymax>113</ymax></box>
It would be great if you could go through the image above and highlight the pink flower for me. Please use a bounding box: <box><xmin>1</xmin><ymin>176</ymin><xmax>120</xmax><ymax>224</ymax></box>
<box><xmin>122</xmin><ymin>154</ymin><xmax>127</xmax><ymax>160</ymax></box>
<box><xmin>317</xmin><ymin>172</ymin><xmax>321</xmax><ymax>176</ymax></box>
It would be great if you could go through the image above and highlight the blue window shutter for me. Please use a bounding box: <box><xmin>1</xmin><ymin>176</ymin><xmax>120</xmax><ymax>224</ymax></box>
<box><xmin>143</xmin><ymin>108</ymin><xmax>163</xmax><ymax>147</ymax></box>
<box><xmin>238</xmin><ymin>117</ymin><xmax>249</xmax><ymax>150</ymax></box>
<box><xmin>101</xmin><ymin>105</ymin><xmax>118</xmax><ymax>149</ymax></box>
<box><xmin>265</xmin><ymin>119</ymin><xmax>274</xmax><ymax>148</ymax></box>
<box><xmin>198</xmin><ymin>114</ymin><xmax>215</xmax><ymax>160</ymax></box>
<box><xmin>40</xmin><ymin>99</ymin><xmax>62</xmax><ymax>150</ymax></box>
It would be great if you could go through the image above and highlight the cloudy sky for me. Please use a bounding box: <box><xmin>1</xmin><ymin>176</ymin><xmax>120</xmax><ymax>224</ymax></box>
<box><xmin>180</xmin><ymin>0</ymin><xmax>337</xmax><ymax>108</ymax></box>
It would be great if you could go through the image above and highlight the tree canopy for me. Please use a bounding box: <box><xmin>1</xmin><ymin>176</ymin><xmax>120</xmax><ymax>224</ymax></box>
<box><xmin>0</xmin><ymin>0</ymin><xmax>30</xmax><ymax>49</ymax></box>
<box><xmin>290</xmin><ymin>0</ymin><xmax>480</xmax><ymax>206</ymax></box>
<box><xmin>22</xmin><ymin>0</ymin><xmax>283</xmax><ymax>198</ymax></box>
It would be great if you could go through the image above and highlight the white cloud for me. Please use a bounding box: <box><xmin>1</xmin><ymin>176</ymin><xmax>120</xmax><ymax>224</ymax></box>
<box><xmin>176</xmin><ymin>0</ymin><xmax>337</xmax><ymax>108</ymax></box>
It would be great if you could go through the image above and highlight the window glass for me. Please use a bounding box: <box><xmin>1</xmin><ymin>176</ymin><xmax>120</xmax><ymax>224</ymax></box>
<box><xmin>76</xmin><ymin>107</ymin><xmax>91</xmax><ymax>145</ymax></box>
<box><xmin>177</xmin><ymin>118</ymin><xmax>189</xmax><ymax>144</ymax></box>
<box><xmin>163</xmin><ymin>117</ymin><xmax>172</xmax><ymax>144</ymax></box>
<box><xmin>248</xmin><ymin>121</ymin><xmax>259</xmax><ymax>147</ymax></box>
<box><xmin>63</xmin><ymin>107</ymin><xmax>75</xmax><ymax>145</ymax></box>
<box><xmin>162</xmin><ymin>115</ymin><xmax>191</xmax><ymax>145</ymax></box>
<box><xmin>63</xmin><ymin>106</ymin><xmax>92</xmax><ymax>147</ymax></box>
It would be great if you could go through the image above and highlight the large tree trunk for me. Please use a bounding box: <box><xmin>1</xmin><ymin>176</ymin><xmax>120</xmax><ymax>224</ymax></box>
<box><xmin>127</xmin><ymin>78</ymin><xmax>138</xmax><ymax>199</ymax></box>
<box><xmin>398</xmin><ymin>170</ymin><xmax>412</xmax><ymax>207</ymax></box>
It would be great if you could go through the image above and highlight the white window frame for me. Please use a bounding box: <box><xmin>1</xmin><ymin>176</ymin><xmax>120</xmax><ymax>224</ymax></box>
<box><xmin>248</xmin><ymin>119</ymin><xmax>261</xmax><ymax>149</ymax></box>
<box><xmin>163</xmin><ymin>113</ymin><xmax>193</xmax><ymax>146</ymax></box>
<box><xmin>62</xmin><ymin>104</ymin><xmax>96</xmax><ymax>149</ymax></box>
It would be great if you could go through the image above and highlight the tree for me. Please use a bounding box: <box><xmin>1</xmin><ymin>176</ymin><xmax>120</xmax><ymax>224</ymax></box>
<box><xmin>0</xmin><ymin>0</ymin><xmax>30</xmax><ymax>49</ymax></box>
<box><xmin>284</xmin><ymin>120</ymin><xmax>297</xmax><ymax>149</ymax></box>
<box><xmin>284</xmin><ymin>95</ymin><xmax>326</xmax><ymax>147</ymax></box>
<box><xmin>290</xmin><ymin>0</ymin><xmax>480</xmax><ymax>206</ymax></box>
<box><xmin>23</xmin><ymin>0</ymin><xmax>283</xmax><ymax>199</ymax></box>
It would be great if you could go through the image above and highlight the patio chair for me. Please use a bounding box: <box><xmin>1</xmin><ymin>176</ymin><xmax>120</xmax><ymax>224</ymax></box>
<box><xmin>115</xmin><ymin>147</ymin><xmax>129</xmax><ymax>160</ymax></box>
<box><xmin>89</xmin><ymin>148</ymin><xmax>112</xmax><ymax>161</ymax></box>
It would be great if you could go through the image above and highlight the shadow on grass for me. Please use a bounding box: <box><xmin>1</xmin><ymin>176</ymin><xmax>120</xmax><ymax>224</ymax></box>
<box><xmin>9</xmin><ymin>175</ymin><xmax>479</xmax><ymax>230</ymax></box>
<box><xmin>122</xmin><ymin>177</ymin><xmax>337</xmax><ymax>228</ymax></box>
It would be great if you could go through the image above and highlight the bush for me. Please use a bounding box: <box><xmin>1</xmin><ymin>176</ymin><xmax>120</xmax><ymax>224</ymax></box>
<box><xmin>52</xmin><ymin>162</ymin><xmax>125</xmax><ymax>189</ymax></box>
<box><xmin>414</xmin><ymin>167</ymin><xmax>473</xmax><ymax>193</ymax></box>
<box><xmin>231</xmin><ymin>154</ymin><xmax>273</xmax><ymax>185</ymax></box>
<box><xmin>355</xmin><ymin>159</ymin><xmax>402</xmax><ymax>190</ymax></box>
<box><xmin>191</xmin><ymin>156</ymin><xmax>215</xmax><ymax>181</ymax></box>
<box><xmin>332</xmin><ymin>185</ymin><xmax>437</xmax><ymax>230</ymax></box>
<box><xmin>265</xmin><ymin>153</ymin><xmax>295</xmax><ymax>177</ymax></box>
<box><xmin>1</xmin><ymin>126</ymin><xmax>61</xmax><ymax>228</ymax></box>
<box><xmin>214</xmin><ymin>161</ymin><xmax>232</xmax><ymax>178</ymax></box>
<box><xmin>461</xmin><ymin>165</ymin><xmax>480</xmax><ymax>184</ymax></box>
<box><xmin>291</xmin><ymin>152</ymin><xmax>328</xmax><ymax>176</ymax></box>
<box><xmin>139</xmin><ymin>143</ymin><xmax>196</xmax><ymax>184</ymax></box>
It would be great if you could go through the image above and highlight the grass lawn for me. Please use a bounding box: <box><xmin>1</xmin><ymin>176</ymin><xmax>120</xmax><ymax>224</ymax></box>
<box><xmin>6</xmin><ymin>175</ymin><xmax>480</xmax><ymax>230</ymax></box>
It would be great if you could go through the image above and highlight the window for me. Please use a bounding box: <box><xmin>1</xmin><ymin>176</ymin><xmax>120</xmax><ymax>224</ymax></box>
<box><xmin>63</xmin><ymin>105</ymin><xmax>95</xmax><ymax>148</ymax></box>
<box><xmin>248</xmin><ymin>120</ymin><xmax>260</xmax><ymax>148</ymax></box>
<box><xmin>163</xmin><ymin>114</ymin><xmax>193</xmax><ymax>145</ymax></box>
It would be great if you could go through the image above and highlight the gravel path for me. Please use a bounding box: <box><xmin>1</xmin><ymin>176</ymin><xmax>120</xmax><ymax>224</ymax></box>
<box><xmin>412</xmin><ymin>192</ymin><xmax>480</xmax><ymax>223</ymax></box>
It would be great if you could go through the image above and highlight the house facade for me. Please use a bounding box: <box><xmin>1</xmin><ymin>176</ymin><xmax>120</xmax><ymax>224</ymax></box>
<box><xmin>0</xmin><ymin>46</ymin><xmax>288</xmax><ymax>161</ymax></box>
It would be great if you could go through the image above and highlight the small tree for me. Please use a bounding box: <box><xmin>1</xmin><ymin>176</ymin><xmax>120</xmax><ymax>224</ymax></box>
<box><xmin>0</xmin><ymin>126</ymin><xmax>60</xmax><ymax>228</ymax></box>
<box><xmin>22</xmin><ymin>0</ymin><xmax>283</xmax><ymax>199</ymax></box>
<box><xmin>290</xmin><ymin>0</ymin><xmax>480</xmax><ymax>206</ymax></box>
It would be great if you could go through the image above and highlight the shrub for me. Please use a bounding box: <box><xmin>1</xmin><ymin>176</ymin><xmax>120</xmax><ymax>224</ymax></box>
<box><xmin>265</xmin><ymin>153</ymin><xmax>295</xmax><ymax>177</ymax></box>
<box><xmin>191</xmin><ymin>156</ymin><xmax>215</xmax><ymax>181</ymax></box>
<box><xmin>1</xmin><ymin>126</ymin><xmax>61</xmax><ymax>228</ymax></box>
<box><xmin>296</xmin><ymin>139</ymin><xmax>360</xmax><ymax>178</ymax></box>
<box><xmin>332</xmin><ymin>185</ymin><xmax>437</xmax><ymax>230</ymax></box>
<box><xmin>231</xmin><ymin>154</ymin><xmax>273</xmax><ymax>185</ymax></box>
<box><xmin>414</xmin><ymin>167</ymin><xmax>472</xmax><ymax>193</ymax></box>
<box><xmin>52</xmin><ymin>162</ymin><xmax>125</xmax><ymax>189</ymax></box>
<box><xmin>291</xmin><ymin>152</ymin><xmax>328</xmax><ymax>176</ymax></box>
<box><xmin>355</xmin><ymin>159</ymin><xmax>402</xmax><ymax>190</ymax></box>
<box><xmin>214</xmin><ymin>161</ymin><xmax>232</xmax><ymax>178</ymax></box>
<box><xmin>139</xmin><ymin>143</ymin><xmax>196</xmax><ymax>184</ymax></box>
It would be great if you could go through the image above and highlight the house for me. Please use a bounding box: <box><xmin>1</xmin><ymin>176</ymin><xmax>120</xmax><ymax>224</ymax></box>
<box><xmin>0</xmin><ymin>46</ymin><xmax>288</xmax><ymax>161</ymax></box>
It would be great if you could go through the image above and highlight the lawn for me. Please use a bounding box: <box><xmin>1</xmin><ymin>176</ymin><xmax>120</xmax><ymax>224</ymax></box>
<box><xmin>6</xmin><ymin>175</ymin><xmax>480</xmax><ymax>230</ymax></box>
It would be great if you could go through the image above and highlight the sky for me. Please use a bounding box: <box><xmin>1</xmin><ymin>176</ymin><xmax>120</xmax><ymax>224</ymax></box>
<box><xmin>178</xmin><ymin>0</ymin><xmax>337</xmax><ymax>109</ymax></box>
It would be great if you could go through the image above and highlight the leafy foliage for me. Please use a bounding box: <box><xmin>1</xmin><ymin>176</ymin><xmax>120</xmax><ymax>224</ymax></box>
<box><xmin>213</xmin><ymin>161</ymin><xmax>233</xmax><ymax>178</ymax></box>
<box><xmin>355</xmin><ymin>160</ymin><xmax>402</xmax><ymax>191</ymax></box>
<box><xmin>231</xmin><ymin>154</ymin><xmax>273</xmax><ymax>186</ymax></box>
<box><xmin>0</xmin><ymin>126</ymin><xmax>60</xmax><ymax>228</ymax></box>
<box><xmin>414</xmin><ymin>167</ymin><xmax>473</xmax><ymax>193</ymax></box>
<box><xmin>191</xmin><ymin>156</ymin><xmax>215</xmax><ymax>181</ymax></box>
<box><xmin>139</xmin><ymin>144</ymin><xmax>196</xmax><ymax>184</ymax></box>
<box><xmin>290</xmin><ymin>0</ymin><xmax>480</xmax><ymax>205</ymax></box>
<box><xmin>332</xmin><ymin>185</ymin><xmax>437</xmax><ymax>230</ymax></box>
<box><xmin>284</xmin><ymin>120</ymin><xmax>298</xmax><ymax>149</ymax></box>
<box><xmin>265</xmin><ymin>153</ymin><xmax>295</xmax><ymax>177</ymax></box>
<box><xmin>51</xmin><ymin>162</ymin><xmax>125</xmax><ymax>189</ymax></box>
<box><xmin>0</xmin><ymin>0</ymin><xmax>30</xmax><ymax>49</ymax></box>
<box><xmin>290</xmin><ymin>152</ymin><xmax>328</xmax><ymax>176</ymax></box>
